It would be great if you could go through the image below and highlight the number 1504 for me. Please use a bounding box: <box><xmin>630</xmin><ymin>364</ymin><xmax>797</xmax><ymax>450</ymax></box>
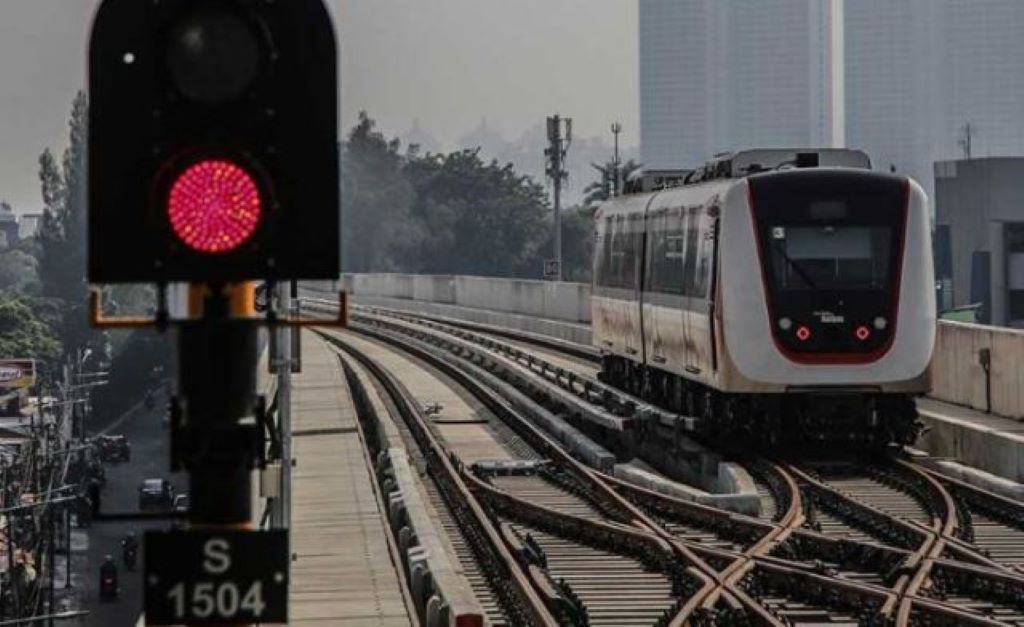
<box><xmin>166</xmin><ymin>581</ymin><xmax>266</xmax><ymax>618</ymax></box>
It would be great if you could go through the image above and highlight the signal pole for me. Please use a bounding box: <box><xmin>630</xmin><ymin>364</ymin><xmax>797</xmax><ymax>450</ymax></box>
<box><xmin>181</xmin><ymin>284</ymin><xmax>257</xmax><ymax>531</ymax></box>
<box><xmin>545</xmin><ymin>115</ymin><xmax>572</xmax><ymax>281</ymax></box>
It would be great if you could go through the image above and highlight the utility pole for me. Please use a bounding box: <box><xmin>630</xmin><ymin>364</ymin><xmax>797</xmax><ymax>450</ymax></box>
<box><xmin>270</xmin><ymin>282</ymin><xmax>293</xmax><ymax>533</ymax></box>
<box><xmin>611</xmin><ymin>122</ymin><xmax>622</xmax><ymax>197</ymax></box>
<box><xmin>545</xmin><ymin>115</ymin><xmax>572</xmax><ymax>281</ymax></box>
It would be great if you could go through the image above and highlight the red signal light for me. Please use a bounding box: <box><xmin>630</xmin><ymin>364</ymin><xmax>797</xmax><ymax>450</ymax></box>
<box><xmin>167</xmin><ymin>160</ymin><xmax>262</xmax><ymax>254</ymax></box>
<box><xmin>855</xmin><ymin>326</ymin><xmax>871</xmax><ymax>341</ymax></box>
<box><xmin>795</xmin><ymin>325</ymin><xmax>811</xmax><ymax>342</ymax></box>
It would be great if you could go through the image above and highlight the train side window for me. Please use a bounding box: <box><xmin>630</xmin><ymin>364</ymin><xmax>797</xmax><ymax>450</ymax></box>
<box><xmin>664</xmin><ymin>206</ymin><xmax>685</xmax><ymax>294</ymax></box>
<box><xmin>660</xmin><ymin>231</ymin><xmax>684</xmax><ymax>294</ymax></box>
<box><xmin>693</xmin><ymin>212</ymin><xmax>715</xmax><ymax>298</ymax></box>
<box><xmin>622</xmin><ymin>214</ymin><xmax>642</xmax><ymax>290</ymax></box>
<box><xmin>594</xmin><ymin>218</ymin><xmax>608</xmax><ymax>287</ymax></box>
<box><xmin>609</xmin><ymin>215</ymin><xmax>627</xmax><ymax>288</ymax></box>
<box><xmin>647</xmin><ymin>207</ymin><xmax>682</xmax><ymax>295</ymax></box>
<box><xmin>682</xmin><ymin>207</ymin><xmax>701</xmax><ymax>296</ymax></box>
<box><xmin>645</xmin><ymin>213</ymin><xmax>663</xmax><ymax>292</ymax></box>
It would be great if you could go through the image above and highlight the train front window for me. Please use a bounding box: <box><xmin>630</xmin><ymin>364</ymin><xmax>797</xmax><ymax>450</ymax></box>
<box><xmin>748</xmin><ymin>171</ymin><xmax>907</xmax><ymax>357</ymax></box>
<box><xmin>770</xmin><ymin>225</ymin><xmax>891</xmax><ymax>291</ymax></box>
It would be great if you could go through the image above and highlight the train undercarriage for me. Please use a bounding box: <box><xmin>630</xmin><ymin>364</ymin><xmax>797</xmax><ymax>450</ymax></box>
<box><xmin>599</xmin><ymin>354</ymin><xmax>921</xmax><ymax>450</ymax></box>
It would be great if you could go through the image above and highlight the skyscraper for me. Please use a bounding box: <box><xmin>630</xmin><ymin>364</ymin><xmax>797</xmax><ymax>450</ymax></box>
<box><xmin>640</xmin><ymin>0</ymin><xmax>1024</xmax><ymax>204</ymax></box>
<box><xmin>639</xmin><ymin>0</ymin><xmax>842</xmax><ymax>170</ymax></box>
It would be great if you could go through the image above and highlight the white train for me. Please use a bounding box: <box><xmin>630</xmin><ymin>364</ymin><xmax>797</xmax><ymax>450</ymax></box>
<box><xmin>591</xmin><ymin>149</ymin><xmax>935</xmax><ymax>445</ymax></box>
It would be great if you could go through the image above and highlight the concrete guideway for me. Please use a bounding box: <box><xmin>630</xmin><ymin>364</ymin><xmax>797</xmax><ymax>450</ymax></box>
<box><xmin>288</xmin><ymin>331</ymin><xmax>411</xmax><ymax>625</ymax></box>
<box><xmin>329</xmin><ymin>331</ymin><xmax>519</xmax><ymax>466</ymax></box>
<box><xmin>328</xmin><ymin>331</ymin><xmax>490</xmax><ymax>626</ymax></box>
<box><xmin>917</xmin><ymin>397</ymin><xmax>1024</xmax><ymax>487</ymax></box>
<box><xmin>306</xmin><ymin>274</ymin><xmax>1024</xmax><ymax>490</ymax></box>
<box><xmin>294</xmin><ymin>307</ymin><xmax>1024</xmax><ymax>623</ymax></box>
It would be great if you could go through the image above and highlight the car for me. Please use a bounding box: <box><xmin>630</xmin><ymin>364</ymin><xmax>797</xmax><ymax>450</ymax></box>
<box><xmin>96</xmin><ymin>435</ymin><xmax>130</xmax><ymax>463</ymax></box>
<box><xmin>172</xmin><ymin>493</ymin><xmax>189</xmax><ymax>514</ymax></box>
<box><xmin>138</xmin><ymin>478</ymin><xmax>175</xmax><ymax>511</ymax></box>
<box><xmin>169</xmin><ymin>493</ymin><xmax>190</xmax><ymax>529</ymax></box>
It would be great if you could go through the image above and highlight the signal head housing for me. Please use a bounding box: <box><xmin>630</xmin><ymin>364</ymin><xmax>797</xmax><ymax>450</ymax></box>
<box><xmin>88</xmin><ymin>0</ymin><xmax>339</xmax><ymax>283</ymax></box>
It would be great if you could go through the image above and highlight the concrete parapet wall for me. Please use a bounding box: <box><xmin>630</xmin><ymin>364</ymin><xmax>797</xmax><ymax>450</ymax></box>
<box><xmin>451</xmin><ymin>275</ymin><xmax>590</xmax><ymax>322</ymax></box>
<box><xmin>356</xmin><ymin>296</ymin><xmax>593</xmax><ymax>345</ymax></box>
<box><xmin>931</xmin><ymin>320</ymin><xmax>1024</xmax><ymax>418</ymax></box>
<box><xmin>339</xmin><ymin>273</ymin><xmax>590</xmax><ymax>323</ymax></box>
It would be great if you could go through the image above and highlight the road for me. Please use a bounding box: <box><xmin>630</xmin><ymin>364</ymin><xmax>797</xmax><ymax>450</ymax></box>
<box><xmin>77</xmin><ymin>392</ymin><xmax>184</xmax><ymax>627</ymax></box>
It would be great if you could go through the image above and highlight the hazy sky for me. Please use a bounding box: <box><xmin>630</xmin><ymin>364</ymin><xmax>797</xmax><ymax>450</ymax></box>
<box><xmin>0</xmin><ymin>1</ymin><xmax>637</xmax><ymax>213</ymax></box>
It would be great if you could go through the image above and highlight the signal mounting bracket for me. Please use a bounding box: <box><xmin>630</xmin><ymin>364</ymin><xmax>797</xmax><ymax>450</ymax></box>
<box><xmin>89</xmin><ymin>285</ymin><xmax>349</xmax><ymax>330</ymax></box>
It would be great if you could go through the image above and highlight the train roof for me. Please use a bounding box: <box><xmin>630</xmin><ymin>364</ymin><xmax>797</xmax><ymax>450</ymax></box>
<box><xmin>696</xmin><ymin>148</ymin><xmax>871</xmax><ymax>182</ymax></box>
<box><xmin>621</xmin><ymin>148</ymin><xmax>872</xmax><ymax>196</ymax></box>
<box><xmin>595</xmin><ymin>151</ymin><xmax>886</xmax><ymax>222</ymax></box>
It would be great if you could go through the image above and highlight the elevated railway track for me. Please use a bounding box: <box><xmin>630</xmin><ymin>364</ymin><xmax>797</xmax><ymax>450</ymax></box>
<box><xmin>299</xmin><ymin>296</ymin><xmax>1024</xmax><ymax>625</ymax></box>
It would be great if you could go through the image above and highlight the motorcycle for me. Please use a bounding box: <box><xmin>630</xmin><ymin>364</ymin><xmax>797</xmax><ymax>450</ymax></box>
<box><xmin>99</xmin><ymin>563</ymin><xmax>118</xmax><ymax>601</ymax></box>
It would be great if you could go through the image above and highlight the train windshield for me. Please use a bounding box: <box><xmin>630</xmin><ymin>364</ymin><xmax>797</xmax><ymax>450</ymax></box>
<box><xmin>748</xmin><ymin>171</ymin><xmax>908</xmax><ymax>357</ymax></box>
<box><xmin>769</xmin><ymin>225</ymin><xmax>892</xmax><ymax>291</ymax></box>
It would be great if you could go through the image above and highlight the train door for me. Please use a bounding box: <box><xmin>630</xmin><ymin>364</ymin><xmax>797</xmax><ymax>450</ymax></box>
<box><xmin>706</xmin><ymin>208</ymin><xmax>721</xmax><ymax>372</ymax></box>
<box><xmin>681</xmin><ymin>205</ymin><xmax>702</xmax><ymax>375</ymax></box>
<box><xmin>643</xmin><ymin>205</ymin><xmax>686</xmax><ymax>375</ymax></box>
<box><xmin>642</xmin><ymin>207</ymin><xmax>667</xmax><ymax>368</ymax></box>
<box><xmin>625</xmin><ymin>212</ymin><xmax>645</xmax><ymax>361</ymax></box>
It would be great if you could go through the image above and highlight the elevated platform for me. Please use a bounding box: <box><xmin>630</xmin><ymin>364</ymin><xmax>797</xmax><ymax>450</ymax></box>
<box><xmin>289</xmin><ymin>331</ymin><xmax>412</xmax><ymax>625</ymax></box>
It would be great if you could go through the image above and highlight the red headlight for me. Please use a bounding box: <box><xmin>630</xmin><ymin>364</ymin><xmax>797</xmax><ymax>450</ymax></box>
<box><xmin>167</xmin><ymin>159</ymin><xmax>262</xmax><ymax>254</ymax></box>
<box><xmin>795</xmin><ymin>325</ymin><xmax>811</xmax><ymax>341</ymax></box>
<box><xmin>855</xmin><ymin>326</ymin><xmax>871</xmax><ymax>341</ymax></box>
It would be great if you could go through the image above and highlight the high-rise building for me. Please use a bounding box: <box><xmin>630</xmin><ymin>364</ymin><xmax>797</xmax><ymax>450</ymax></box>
<box><xmin>640</xmin><ymin>0</ymin><xmax>1024</xmax><ymax>205</ymax></box>
<box><xmin>639</xmin><ymin>0</ymin><xmax>842</xmax><ymax>170</ymax></box>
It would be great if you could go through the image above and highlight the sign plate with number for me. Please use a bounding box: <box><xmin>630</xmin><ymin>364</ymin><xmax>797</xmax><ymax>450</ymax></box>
<box><xmin>144</xmin><ymin>530</ymin><xmax>288</xmax><ymax>625</ymax></box>
<box><xmin>544</xmin><ymin>259</ymin><xmax>561</xmax><ymax>279</ymax></box>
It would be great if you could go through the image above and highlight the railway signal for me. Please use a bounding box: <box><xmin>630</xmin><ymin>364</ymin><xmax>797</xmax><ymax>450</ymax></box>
<box><xmin>88</xmin><ymin>0</ymin><xmax>339</xmax><ymax>283</ymax></box>
<box><xmin>87</xmin><ymin>2</ymin><xmax>340</xmax><ymax>624</ymax></box>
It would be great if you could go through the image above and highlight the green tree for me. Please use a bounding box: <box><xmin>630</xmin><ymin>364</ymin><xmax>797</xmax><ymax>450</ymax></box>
<box><xmin>402</xmin><ymin>149</ymin><xmax>549</xmax><ymax>276</ymax></box>
<box><xmin>0</xmin><ymin>248</ymin><xmax>39</xmax><ymax>294</ymax></box>
<box><xmin>0</xmin><ymin>297</ymin><xmax>61</xmax><ymax>375</ymax></box>
<box><xmin>35</xmin><ymin>91</ymin><xmax>97</xmax><ymax>365</ymax></box>
<box><xmin>583</xmin><ymin>158</ymin><xmax>642</xmax><ymax>210</ymax></box>
<box><xmin>89</xmin><ymin>330</ymin><xmax>173</xmax><ymax>427</ymax></box>
<box><xmin>340</xmin><ymin>112</ymin><xmax>416</xmax><ymax>272</ymax></box>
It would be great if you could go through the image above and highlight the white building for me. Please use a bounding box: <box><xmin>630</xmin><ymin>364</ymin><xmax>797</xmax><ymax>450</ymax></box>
<box><xmin>17</xmin><ymin>214</ymin><xmax>42</xmax><ymax>240</ymax></box>
<box><xmin>641</xmin><ymin>0</ymin><xmax>1024</xmax><ymax>202</ymax></box>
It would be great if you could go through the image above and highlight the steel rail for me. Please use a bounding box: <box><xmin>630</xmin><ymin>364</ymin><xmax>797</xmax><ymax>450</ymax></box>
<box><xmin>319</xmin><ymin>331</ymin><xmax>558</xmax><ymax>626</ymax></box>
